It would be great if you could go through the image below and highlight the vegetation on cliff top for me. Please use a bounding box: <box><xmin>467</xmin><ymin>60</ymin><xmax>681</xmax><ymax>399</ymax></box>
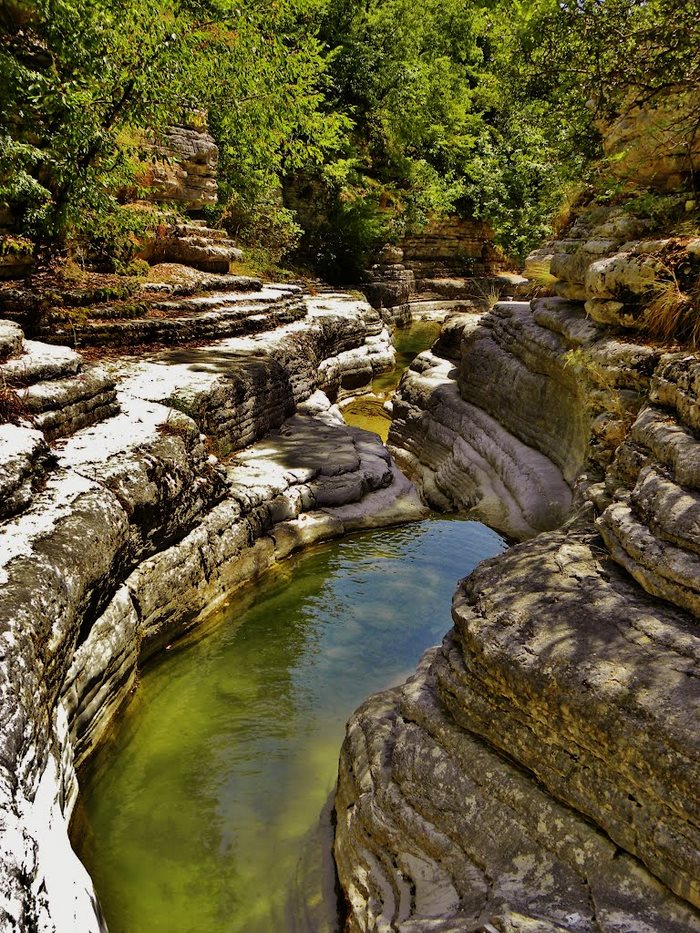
<box><xmin>1</xmin><ymin>0</ymin><xmax>698</xmax><ymax>277</ymax></box>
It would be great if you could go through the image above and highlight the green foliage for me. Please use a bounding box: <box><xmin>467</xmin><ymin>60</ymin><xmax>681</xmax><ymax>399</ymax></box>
<box><xmin>316</xmin><ymin>0</ymin><xmax>487</xmax><ymax>232</ymax></box>
<box><xmin>0</xmin><ymin>233</ymin><xmax>34</xmax><ymax>258</ymax></box>
<box><xmin>221</xmin><ymin>191</ymin><xmax>302</xmax><ymax>260</ymax></box>
<box><xmin>2</xmin><ymin>0</ymin><xmax>698</xmax><ymax>275</ymax></box>
<box><xmin>73</xmin><ymin>204</ymin><xmax>179</xmax><ymax>271</ymax></box>
<box><xmin>0</xmin><ymin>0</ymin><xmax>346</xmax><ymax>253</ymax></box>
<box><xmin>307</xmin><ymin>0</ymin><xmax>598</xmax><ymax>264</ymax></box>
<box><xmin>286</xmin><ymin>168</ymin><xmax>391</xmax><ymax>281</ymax></box>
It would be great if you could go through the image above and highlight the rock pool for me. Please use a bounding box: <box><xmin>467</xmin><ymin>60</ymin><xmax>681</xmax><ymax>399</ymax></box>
<box><xmin>74</xmin><ymin>518</ymin><xmax>504</xmax><ymax>932</ymax></box>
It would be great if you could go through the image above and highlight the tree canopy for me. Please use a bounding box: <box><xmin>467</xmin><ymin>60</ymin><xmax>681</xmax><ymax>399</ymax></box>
<box><xmin>1</xmin><ymin>0</ymin><xmax>698</xmax><ymax>274</ymax></box>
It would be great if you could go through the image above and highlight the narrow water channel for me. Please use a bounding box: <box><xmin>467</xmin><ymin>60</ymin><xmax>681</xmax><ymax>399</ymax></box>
<box><xmin>74</xmin><ymin>519</ymin><xmax>505</xmax><ymax>932</ymax></box>
<box><xmin>341</xmin><ymin>318</ymin><xmax>441</xmax><ymax>440</ymax></box>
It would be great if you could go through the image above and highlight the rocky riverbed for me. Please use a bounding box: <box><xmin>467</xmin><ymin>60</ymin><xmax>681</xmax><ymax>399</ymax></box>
<box><xmin>0</xmin><ymin>282</ymin><xmax>424</xmax><ymax>930</ymax></box>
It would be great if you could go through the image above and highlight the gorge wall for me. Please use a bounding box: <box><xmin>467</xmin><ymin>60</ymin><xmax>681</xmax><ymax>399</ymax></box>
<box><xmin>334</xmin><ymin>201</ymin><xmax>700</xmax><ymax>930</ymax></box>
<box><xmin>0</xmin><ymin>281</ymin><xmax>425</xmax><ymax>931</ymax></box>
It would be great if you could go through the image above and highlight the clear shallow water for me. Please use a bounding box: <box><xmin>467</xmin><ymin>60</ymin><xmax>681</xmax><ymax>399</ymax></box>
<box><xmin>342</xmin><ymin>319</ymin><xmax>441</xmax><ymax>440</ymax></box>
<box><xmin>75</xmin><ymin>519</ymin><xmax>505</xmax><ymax>933</ymax></box>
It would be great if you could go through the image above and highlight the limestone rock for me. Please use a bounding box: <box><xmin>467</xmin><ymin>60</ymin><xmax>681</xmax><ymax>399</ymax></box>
<box><xmin>0</xmin><ymin>423</ymin><xmax>52</xmax><ymax>520</ymax></box>
<box><xmin>143</xmin><ymin>221</ymin><xmax>242</xmax><ymax>273</ymax></box>
<box><xmin>147</xmin><ymin>124</ymin><xmax>219</xmax><ymax>209</ymax></box>
<box><xmin>585</xmin><ymin>250</ymin><xmax>663</xmax><ymax>302</ymax></box>
<box><xmin>41</xmin><ymin>284</ymin><xmax>305</xmax><ymax>348</ymax></box>
<box><xmin>377</xmin><ymin>245</ymin><xmax>404</xmax><ymax>264</ymax></box>
<box><xmin>0</xmin><ymin>341</ymin><xmax>81</xmax><ymax>385</ymax></box>
<box><xmin>389</xmin><ymin>293</ymin><xmax>663</xmax><ymax>526</ymax></box>
<box><xmin>445</xmin><ymin>525</ymin><xmax>700</xmax><ymax>909</ymax></box>
<box><xmin>389</xmin><ymin>349</ymin><xmax>572</xmax><ymax>538</ymax></box>
<box><xmin>456</xmin><ymin>301</ymin><xmax>590</xmax><ymax>483</ymax></box>
<box><xmin>335</xmin><ymin>526</ymin><xmax>700</xmax><ymax>929</ymax></box>
<box><xmin>398</xmin><ymin>217</ymin><xmax>504</xmax><ymax>281</ymax></box>
<box><xmin>364</xmin><ymin>264</ymin><xmax>416</xmax><ymax>313</ymax></box>
<box><xmin>598</xmin><ymin>353</ymin><xmax>700</xmax><ymax>618</ymax></box>
<box><xmin>139</xmin><ymin>263</ymin><xmax>261</xmax><ymax>297</ymax></box>
<box><xmin>600</xmin><ymin>89</ymin><xmax>700</xmax><ymax>192</ymax></box>
<box><xmin>0</xmin><ymin>319</ymin><xmax>23</xmax><ymax>359</ymax></box>
<box><xmin>18</xmin><ymin>367</ymin><xmax>119</xmax><ymax>440</ymax></box>
<box><xmin>114</xmin><ymin>291</ymin><xmax>391</xmax><ymax>455</ymax></box>
<box><xmin>337</xmin><ymin>265</ymin><xmax>700</xmax><ymax>931</ymax></box>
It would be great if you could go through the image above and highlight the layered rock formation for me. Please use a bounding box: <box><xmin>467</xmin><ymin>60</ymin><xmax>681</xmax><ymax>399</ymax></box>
<box><xmin>599</xmin><ymin>89</ymin><xmax>700</xmax><ymax>193</ymax></box>
<box><xmin>0</xmin><ymin>281</ymin><xmax>422</xmax><ymax>930</ymax></box>
<box><xmin>146</xmin><ymin>122</ymin><xmax>219</xmax><ymax>210</ymax></box>
<box><xmin>389</xmin><ymin>300</ymin><xmax>578</xmax><ymax>536</ymax></box>
<box><xmin>335</xmin><ymin>209</ymin><xmax>700</xmax><ymax>929</ymax></box>
<box><xmin>335</xmin><ymin>522</ymin><xmax>700</xmax><ymax>931</ymax></box>
<box><xmin>139</xmin><ymin>220</ymin><xmax>243</xmax><ymax>273</ymax></box>
<box><xmin>364</xmin><ymin>231</ymin><xmax>526</xmax><ymax>327</ymax></box>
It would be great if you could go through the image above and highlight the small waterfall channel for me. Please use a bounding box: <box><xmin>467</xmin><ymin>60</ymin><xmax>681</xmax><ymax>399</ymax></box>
<box><xmin>72</xmin><ymin>320</ymin><xmax>506</xmax><ymax>932</ymax></box>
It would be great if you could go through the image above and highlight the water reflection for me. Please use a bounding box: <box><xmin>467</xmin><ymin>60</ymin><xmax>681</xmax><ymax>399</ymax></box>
<box><xmin>75</xmin><ymin>519</ymin><xmax>505</xmax><ymax>933</ymax></box>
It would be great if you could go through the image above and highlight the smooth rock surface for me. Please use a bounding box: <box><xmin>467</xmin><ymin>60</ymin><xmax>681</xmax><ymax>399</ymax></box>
<box><xmin>338</xmin><ymin>262</ymin><xmax>700</xmax><ymax>931</ymax></box>
<box><xmin>389</xmin><ymin>349</ymin><xmax>572</xmax><ymax>538</ymax></box>
<box><xmin>0</xmin><ymin>287</ymin><xmax>412</xmax><ymax>931</ymax></box>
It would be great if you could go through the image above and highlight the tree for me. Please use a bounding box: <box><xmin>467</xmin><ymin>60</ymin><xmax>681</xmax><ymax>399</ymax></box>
<box><xmin>0</xmin><ymin>0</ymin><xmax>346</xmax><ymax>248</ymax></box>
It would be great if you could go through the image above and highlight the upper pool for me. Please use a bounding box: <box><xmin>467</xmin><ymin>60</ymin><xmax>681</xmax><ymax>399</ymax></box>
<box><xmin>341</xmin><ymin>318</ymin><xmax>442</xmax><ymax>440</ymax></box>
<box><xmin>74</xmin><ymin>518</ymin><xmax>505</xmax><ymax>932</ymax></box>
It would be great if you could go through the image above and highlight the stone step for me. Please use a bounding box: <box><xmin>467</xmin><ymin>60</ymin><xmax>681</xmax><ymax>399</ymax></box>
<box><xmin>140</xmin><ymin>267</ymin><xmax>262</xmax><ymax>297</ymax></box>
<box><xmin>145</xmin><ymin>229</ymin><xmax>243</xmax><ymax>273</ymax></box>
<box><xmin>37</xmin><ymin>291</ymin><xmax>307</xmax><ymax>349</ymax></box>
<box><xmin>170</xmin><ymin>222</ymin><xmax>231</xmax><ymax>240</ymax></box>
<box><xmin>0</xmin><ymin>423</ymin><xmax>52</xmax><ymax>521</ymax></box>
<box><xmin>0</xmin><ymin>341</ymin><xmax>81</xmax><ymax>386</ymax></box>
<box><xmin>149</xmin><ymin>284</ymin><xmax>300</xmax><ymax>315</ymax></box>
<box><xmin>0</xmin><ymin>325</ymin><xmax>121</xmax><ymax>441</ymax></box>
<box><xmin>17</xmin><ymin>367</ymin><xmax>119</xmax><ymax>440</ymax></box>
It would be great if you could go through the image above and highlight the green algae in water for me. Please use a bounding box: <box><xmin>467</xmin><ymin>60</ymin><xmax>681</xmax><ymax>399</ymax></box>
<box><xmin>75</xmin><ymin>519</ymin><xmax>504</xmax><ymax>933</ymax></box>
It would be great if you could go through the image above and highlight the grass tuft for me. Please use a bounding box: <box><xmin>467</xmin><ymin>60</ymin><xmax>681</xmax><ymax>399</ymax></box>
<box><xmin>640</xmin><ymin>265</ymin><xmax>700</xmax><ymax>346</ymax></box>
<box><xmin>0</xmin><ymin>382</ymin><xmax>29</xmax><ymax>425</ymax></box>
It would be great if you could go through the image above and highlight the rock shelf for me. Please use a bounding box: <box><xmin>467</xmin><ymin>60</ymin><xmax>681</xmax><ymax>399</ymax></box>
<box><xmin>0</xmin><ymin>281</ymin><xmax>421</xmax><ymax>930</ymax></box>
<box><xmin>337</xmin><ymin>280</ymin><xmax>700</xmax><ymax>929</ymax></box>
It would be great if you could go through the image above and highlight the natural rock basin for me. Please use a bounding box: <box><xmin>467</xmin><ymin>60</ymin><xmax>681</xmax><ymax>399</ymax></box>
<box><xmin>341</xmin><ymin>319</ymin><xmax>442</xmax><ymax>440</ymax></box>
<box><xmin>73</xmin><ymin>518</ymin><xmax>504</xmax><ymax>932</ymax></box>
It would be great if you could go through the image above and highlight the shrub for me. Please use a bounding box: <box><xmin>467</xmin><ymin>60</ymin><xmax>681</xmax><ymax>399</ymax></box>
<box><xmin>641</xmin><ymin>266</ymin><xmax>700</xmax><ymax>345</ymax></box>
<box><xmin>221</xmin><ymin>193</ymin><xmax>302</xmax><ymax>261</ymax></box>
<box><xmin>74</xmin><ymin>203</ymin><xmax>179</xmax><ymax>271</ymax></box>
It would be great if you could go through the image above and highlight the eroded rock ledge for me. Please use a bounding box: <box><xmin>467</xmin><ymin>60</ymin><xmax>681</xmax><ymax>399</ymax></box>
<box><xmin>337</xmin><ymin>272</ymin><xmax>700</xmax><ymax>929</ymax></box>
<box><xmin>335</xmin><ymin>523</ymin><xmax>700</xmax><ymax>932</ymax></box>
<box><xmin>389</xmin><ymin>297</ymin><xmax>662</xmax><ymax>539</ymax></box>
<box><xmin>0</xmin><ymin>287</ymin><xmax>423</xmax><ymax>931</ymax></box>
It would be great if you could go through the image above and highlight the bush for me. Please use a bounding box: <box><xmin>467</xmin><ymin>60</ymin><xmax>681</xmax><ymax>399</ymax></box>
<box><xmin>221</xmin><ymin>193</ymin><xmax>302</xmax><ymax>261</ymax></box>
<box><xmin>74</xmin><ymin>203</ymin><xmax>179</xmax><ymax>271</ymax></box>
<box><xmin>290</xmin><ymin>180</ymin><xmax>389</xmax><ymax>283</ymax></box>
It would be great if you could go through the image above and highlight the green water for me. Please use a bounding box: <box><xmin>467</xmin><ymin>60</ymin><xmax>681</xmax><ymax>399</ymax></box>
<box><xmin>75</xmin><ymin>519</ymin><xmax>504</xmax><ymax>933</ymax></box>
<box><xmin>342</xmin><ymin>318</ymin><xmax>441</xmax><ymax>440</ymax></box>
